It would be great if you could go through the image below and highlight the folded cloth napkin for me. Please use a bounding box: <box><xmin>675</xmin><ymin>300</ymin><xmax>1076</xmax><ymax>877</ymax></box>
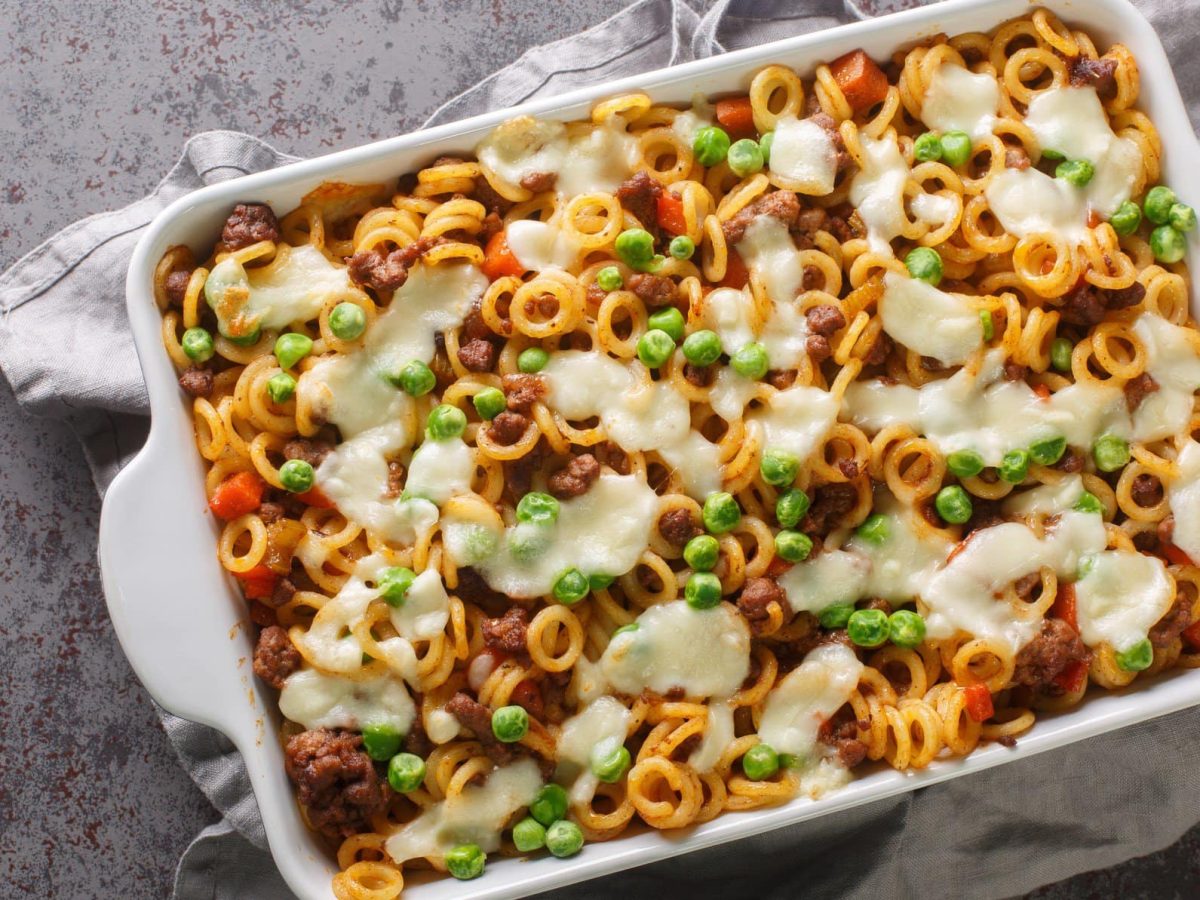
<box><xmin>2</xmin><ymin>0</ymin><xmax>1199</xmax><ymax>897</ymax></box>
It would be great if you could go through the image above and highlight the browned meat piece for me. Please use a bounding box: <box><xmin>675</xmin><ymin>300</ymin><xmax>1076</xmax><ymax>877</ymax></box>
<box><xmin>253</xmin><ymin>625</ymin><xmax>300</xmax><ymax>689</ymax></box>
<box><xmin>826</xmin><ymin>204</ymin><xmax>864</xmax><ymax>242</ymax></box>
<box><xmin>519</xmin><ymin>171</ymin><xmax>558</xmax><ymax>192</ymax></box>
<box><xmin>269</xmin><ymin>577</ymin><xmax>297</xmax><ymax>609</ymax></box>
<box><xmin>863</xmin><ymin>332</ymin><xmax>892</xmax><ymax>367</ymax></box>
<box><xmin>487</xmin><ymin>411</ymin><xmax>530</xmax><ymax>445</ymax></box>
<box><xmin>807</xmin><ymin>111</ymin><xmax>852</xmax><ymax>171</ymax></box>
<box><xmin>802</xmin><ymin>266</ymin><xmax>823</xmax><ymax>290</ymax></box>
<box><xmin>806</xmin><ymin>334</ymin><xmax>833</xmax><ymax>362</ymax></box>
<box><xmin>347</xmin><ymin>235</ymin><xmax>443</xmax><ymax>293</ymax></box>
<box><xmin>593</xmin><ymin>441</ymin><xmax>631</xmax><ymax>475</ymax></box>
<box><xmin>457</xmin><ymin>338</ymin><xmax>497</xmax><ymax>372</ymax></box>
<box><xmin>258</xmin><ymin>502</ymin><xmax>285</xmax><ymax>525</ymax></box>
<box><xmin>453</xmin><ymin>567</ymin><xmax>509</xmax><ymax>615</ymax></box>
<box><xmin>837</xmin><ymin>459</ymin><xmax>860</xmax><ymax>480</ymax></box>
<box><xmin>861</xmin><ymin>598</ymin><xmax>892</xmax><ymax>615</ymax></box>
<box><xmin>627</xmin><ymin>272</ymin><xmax>676</xmax><ymax>308</ymax></box>
<box><xmin>793</xmin><ymin>207</ymin><xmax>829</xmax><ymax>250</ymax></box>
<box><xmin>920</xmin><ymin>356</ymin><xmax>947</xmax><ymax>373</ymax></box>
<box><xmin>178</xmin><ymin>367</ymin><xmax>213</xmax><ymax>398</ymax></box>
<box><xmin>1014</xmin><ymin>572</ymin><xmax>1041</xmax><ymax>602</ymax></box>
<box><xmin>473</xmin><ymin>175</ymin><xmax>514</xmax><ymax>216</ymax></box>
<box><xmin>682</xmin><ymin>363</ymin><xmax>715</xmax><ymax>386</ymax></box>
<box><xmin>1107</xmin><ymin>281</ymin><xmax>1147</xmax><ymax>311</ymax></box>
<box><xmin>1004</xmin><ymin>146</ymin><xmax>1032</xmax><ymax>170</ymax></box>
<box><xmin>1055</xmin><ymin>448</ymin><xmax>1085</xmax><ymax>473</ymax></box>
<box><xmin>738</xmin><ymin>577</ymin><xmax>785</xmax><ymax>634</ymax></box>
<box><xmin>1124</xmin><ymin>372</ymin><xmax>1159</xmax><ymax>413</ymax></box>
<box><xmin>384</xmin><ymin>461</ymin><xmax>405</xmax><ymax>499</ymax></box>
<box><xmin>165</xmin><ymin>269</ymin><xmax>192</xmax><ymax>307</ymax></box>
<box><xmin>1059</xmin><ymin>281</ymin><xmax>1146</xmax><ymax>326</ymax></box>
<box><xmin>658</xmin><ymin>508</ymin><xmax>701</xmax><ymax>546</ymax></box>
<box><xmin>284</xmin><ymin>729</ymin><xmax>386</xmax><ymax>839</ymax></box>
<box><xmin>964</xmin><ymin>498</ymin><xmax>1006</xmax><ymax>536</ymax></box>
<box><xmin>1012</xmin><ymin>618</ymin><xmax>1090</xmax><ymax>690</ymax></box>
<box><xmin>616</xmin><ymin>171</ymin><xmax>663</xmax><ymax>232</ymax></box>
<box><xmin>284</xmin><ymin>439</ymin><xmax>334</xmax><ymax>467</ymax></box>
<box><xmin>834</xmin><ymin>738</ymin><xmax>868</xmax><ymax>768</ymax></box>
<box><xmin>222</xmin><ymin>203</ymin><xmax>280</xmax><ymax>250</ymax></box>
<box><xmin>480</xmin><ymin>210</ymin><xmax>504</xmax><ymax>241</ymax></box>
<box><xmin>721</xmin><ymin>190</ymin><xmax>801</xmax><ymax>244</ymax></box>
<box><xmin>1069</xmin><ymin>56</ymin><xmax>1118</xmax><ymax>100</ymax></box>
<box><xmin>547</xmin><ymin>453</ymin><xmax>600</xmax><ymax>499</ymax></box>
<box><xmin>445</xmin><ymin>692</ymin><xmax>515</xmax><ymax>764</ymax></box>
<box><xmin>403</xmin><ymin>711</ymin><xmax>434</xmax><ymax>758</ymax></box>
<box><xmin>1150</xmin><ymin>597</ymin><xmax>1193</xmax><ymax>648</ymax></box>
<box><xmin>501</xmin><ymin>373</ymin><xmax>546</xmax><ymax>415</ymax></box>
<box><xmin>481</xmin><ymin>606</ymin><xmax>530</xmax><ymax>655</ymax></box>
<box><xmin>800</xmin><ymin>483</ymin><xmax>858</xmax><ymax>535</ymax></box>
<box><xmin>1131</xmin><ymin>473</ymin><xmax>1164</xmax><ymax>508</ymax></box>
<box><xmin>806</xmin><ymin>304</ymin><xmax>846</xmax><ymax>337</ymax></box>
<box><xmin>766</xmin><ymin>369</ymin><xmax>798</xmax><ymax>390</ymax></box>
<box><xmin>1003</xmin><ymin>362</ymin><xmax>1028</xmax><ymax>382</ymax></box>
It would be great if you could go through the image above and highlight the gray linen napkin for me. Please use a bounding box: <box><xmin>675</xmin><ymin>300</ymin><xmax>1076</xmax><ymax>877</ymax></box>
<box><xmin>2</xmin><ymin>0</ymin><xmax>1199</xmax><ymax>897</ymax></box>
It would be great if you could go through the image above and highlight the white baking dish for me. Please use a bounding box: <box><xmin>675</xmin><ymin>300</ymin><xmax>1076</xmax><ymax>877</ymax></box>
<box><xmin>99</xmin><ymin>1</ymin><xmax>1200</xmax><ymax>897</ymax></box>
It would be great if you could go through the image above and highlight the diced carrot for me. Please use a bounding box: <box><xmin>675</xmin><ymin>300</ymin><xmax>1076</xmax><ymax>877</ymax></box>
<box><xmin>481</xmin><ymin>230</ymin><xmax>525</xmax><ymax>281</ymax></box>
<box><xmin>1162</xmin><ymin>542</ymin><xmax>1195</xmax><ymax>568</ymax></box>
<box><xmin>1182</xmin><ymin>620</ymin><xmax>1200</xmax><ymax>651</ymax></box>
<box><xmin>963</xmin><ymin>682</ymin><xmax>994</xmax><ymax>722</ymax></box>
<box><xmin>715</xmin><ymin>96</ymin><xmax>756</xmax><ymax>136</ymax></box>
<box><xmin>237</xmin><ymin>564</ymin><xmax>279</xmax><ymax>601</ymax></box>
<box><xmin>297</xmin><ymin>485</ymin><xmax>335</xmax><ymax>509</ymax></box>
<box><xmin>766</xmin><ymin>555</ymin><xmax>795</xmax><ymax>578</ymax></box>
<box><xmin>1052</xmin><ymin>659</ymin><xmax>1089</xmax><ymax>694</ymax></box>
<box><xmin>209</xmin><ymin>471</ymin><xmax>265</xmax><ymax>520</ymax></box>
<box><xmin>829</xmin><ymin>49</ymin><xmax>889</xmax><ymax>113</ymax></box>
<box><xmin>719</xmin><ymin>248</ymin><xmax>749</xmax><ymax>289</ymax></box>
<box><xmin>656</xmin><ymin>193</ymin><xmax>687</xmax><ymax>236</ymax></box>
<box><xmin>1033</xmin><ymin>383</ymin><xmax>1051</xmax><ymax>400</ymax></box>
<box><xmin>1050</xmin><ymin>581</ymin><xmax>1078</xmax><ymax>631</ymax></box>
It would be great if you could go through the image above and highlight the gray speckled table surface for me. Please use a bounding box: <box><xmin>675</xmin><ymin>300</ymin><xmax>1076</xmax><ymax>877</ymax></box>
<box><xmin>2</xmin><ymin>1</ymin><xmax>1197</xmax><ymax>897</ymax></box>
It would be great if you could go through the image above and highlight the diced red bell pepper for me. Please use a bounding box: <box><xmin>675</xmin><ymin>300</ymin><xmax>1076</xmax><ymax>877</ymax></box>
<box><xmin>209</xmin><ymin>471</ymin><xmax>265</xmax><ymax>520</ymax></box>
<box><xmin>481</xmin><ymin>230</ymin><xmax>525</xmax><ymax>281</ymax></box>
<box><xmin>1162</xmin><ymin>542</ymin><xmax>1195</xmax><ymax>568</ymax></box>
<box><xmin>656</xmin><ymin>193</ymin><xmax>687</xmax><ymax>236</ymax></box>
<box><xmin>719</xmin><ymin>249</ymin><xmax>749</xmax><ymax>289</ymax></box>
<box><xmin>963</xmin><ymin>683</ymin><xmax>994</xmax><ymax>722</ymax></box>
<box><xmin>297</xmin><ymin>485</ymin><xmax>335</xmax><ymax>509</ymax></box>
<box><xmin>1050</xmin><ymin>581</ymin><xmax>1078</xmax><ymax>632</ymax></box>
<box><xmin>1182</xmin><ymin>620</ymin><xmax>1200</xmax><ymax>652</ymax></box>
<box><xmin>1052</xmin><ymin>659</ymin><xmax>1088</xmax><ymax>694</ymax></box>
<box><xmin>236</xmin><ymin>564</ymin><xmax>279</xmax><ymax>601</ymax></box>
<box><xmin>715</xmin><ymin>96</ymin><xmax>756</xmax><ymax>137</ymax></box>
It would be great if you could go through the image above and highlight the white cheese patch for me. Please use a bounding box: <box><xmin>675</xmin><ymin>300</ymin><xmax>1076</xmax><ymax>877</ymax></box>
<box><xmin>279</xmin><ymin>667</ymin><xmax>416</xmax><ymax>734</ymax></box>
<box><xmin>1131</xmin><ymin>313</ymin><xmax>1200</xmax><ymax>442</ymax></box>
<box><xmin>687</xmin><ymin>700</ymin><xmax>734</xmax><ymax>774</ymax></box>
<box><xmin>758</xmin><ymin>643</ymin><xmax>863</xmax><ymax>758</ymax></box>
<box><xmin>1074</xmin><ymin>550</ymin><xmax>1174</xmax><ymax>652</ymax></box>
<box><xmin>1002</xmin><ymin>474</ymin><xmax>1085</xmax><ymax>518</ymax></box>
<box><xmin>749</xmin><ymin>385</ymin><xmax>839</xmax><ymax>463</ymax></box>
<box><xmin>921</xmin><ymin>63</ymin><xmax>1000</xmax><ymax>140</ymax></box>
<box><xmin>769</xmin><ymin>115</ymin><xmax>838</xmax><ymax>196</ymax></box>
<box><xmin>555</xmin><ymin>696</ymin><xmax>631</xmax><ymax>805</ymax></box>
<box><xmin>879</xmin><ymin>271</ymin><xmax>982</xmax><ymax>366</ymax></box>
<box><xmin>1169</xmin><ymin>441</ymin><xmax>1200</xmax><ymax>564</ymax></box>
<box><xmin>849</xmin><ymin>133</ymin><xmax>911</xmax><ymax>254</ymax></box>
<box><xmin>505</xmin><ymin>219</ymin><xmax>581</xmax><ymax>272</ymax></box>
<box><xmin>403</xmin><ymin>437</ymin><xmax>475</xmax><ymax>506</ymax></box>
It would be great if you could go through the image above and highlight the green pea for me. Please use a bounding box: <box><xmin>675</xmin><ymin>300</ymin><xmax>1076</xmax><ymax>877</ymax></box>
<box><xmin>934</xmin><ymin>485</ymin><xmax>973</xmax><ymax>524</ymax></box>
<box><xmin>1074</xmin><ymin>491</ymin><xmax>1104</xmax><ymax>514</ymax></box>
<box><xmin>685</xmin><ymin>571</ymin><xmax>723</xmax><ymax>610</ymax></box>
<box><xmin>1093</xmin><ymin>434</ymin><xmax>1130</xmax><ymax>472</ymax></box>
<box><xmin>682</xmin><ymin>329</ymin><xmax>722</xmax><ymax>366</ymax></box>
<box><xmin>596</xmin><ymin>266</ymin><xmax>623</xmax><ymax>291</ymax></box>
<box><xmin>279</xmin><ymin>459</ymin><xmax>314</xmax><ymax>493</ymax></box>
<box><xmin>775</xmin><ymin>489</ymin><xmax>811</xmax><ymax>528</ymax></box>
<box><xmin>759</xmin><ymin>132</ymin><xmax>775</xmax><ymax>164</ymax></box>
<box><xmin>940</xmin><ymin>130</ymin><xmax>972</xmax><ymax>167</ymax></box>
<box><xmin>778</xmin><ymin>753</ymin><xmax>803</xmax><ymax>769</ymax></box>
<box><xmin>855</xmin><ymin>514</ymin><xmax>889</xmax><ymax>546</ymax></box>
<box><xmin>266</xmin><ymin>372</ymin><xmax>296</xmax><ymax>404</ymax></box>
<box><xmin>1040</xmin><ymin>147</ymin><xmax>1065</xmax><ymax>161</ymax></box>
<box><xmin>1143</xmin><ymin>185</ymin><xmax>1178</xmax><ymax>225</ymax></box>
<box><xmin>703</xmin><ymin>492</ymin><xmax>741</xmax><ymax>534</ymax></box>
<box><xmin>473</xmin><ymin>387</ymin><xmax>507</xmax><ymax>420</ymax></box>
<box><xmin>591</xmin><ymin>744</ymin><xmax>631</xmax><ymax>783</ymax></box>
<box><xmin>648</xmin><ymin>307</ymin><xmax>685</xmax><ymax>342</ymax></box>
<box><xmin>913</xmin><ymin>132</ymin><xmax>943</xmax><ymax>162</ymax></box>
<box><xmin>182</xmin><ymin>327</ymin><xmax>215</xmax><ymax>363</ymax></box>
<box><xmin>946</xmin><ymin>449</ymin><xmax>984</xmax><ymax>479</ymax></box>
<box><xmin>888</xmin><ymin>609</ymin><xmax>926</xmax><ymax>649</ymax></box>
<box><xmin>545</xmin><ymin>820</ymin><xmax>584</xmax><ymax>858</ymax></box>
<box><xmin>553</xmin><ymin>568</ymin><xmax>589</xmax><ymax>605</ymax></box>
<box><xmin>491</xmin><ymin>705</ymin><xmax>529</xmax><ymax>743</ymax></box>
<box><xmin>361</xmin><ymin>723</ymin><xmax>403</xmax><ymax>761</ymax></box>
<box><xmin>818</xmin><ymin>603</ymin><xmax>854</xmax><ymax>630</ymax></box>
<box><xmin>273</xmin><ymin>332</ymin><xmax>312</xmax><ymax>369</ymax></box>
<box><xmin>1169</xmin><ymin>203</ymin><xmax>1197</xmax><ymax>233</ymax></box>
<box><xmin>329</xmin><ymin>302</ymin><xmax>367</xmax><ymax>340</ymax></box>
<box><xmin>386</xmin><ymin>752</ymin><xmax>426</xmax><ymax>793</ymax></box>
<box><xmin>377</xmin><ymin>566</ymin><xmax>416</xmax><ymax>607</ymax></box>
<box><xmin>999</xmin><ymin>449</ymin><xmax>1030</xmax><ymax>484</ymax></box>
<box><xmin>612</xmin><ymin>622</ymin><xmax>639</xmax><ymax>638</ymax></box>
<box><xmin>426</xmin><ymin>404</ymin><xmax>467</xmax><ymax>441</ymax></box>
<box><xmin>222</xmin><ymin>324</ymin><xmax>262</xmax><ymax>347</ymax></box>
<box><xmin>1056</xmin><ymin>158</ymin><xmax>1095</xmax><ymax>188</ymax></box>
<box><xmin>727</xmin><ymin>138</ymin><xmax>765</xmax><ymax>177</ymax></box>
<box><xmin>668</xmin><ymin>235</ymin><xmax>696</xmax><ymax>260</ymax></box>
<box><xmin>775</xmin><ymin>530</ymin><xmax>813</xmax><ymax>563</ymax></box>
<box><xmin>637</xmin><ymin>329</ymin><xmax>676</xmax><ymax>368</ymax></box>
<box><xmin>1029</xmin><ymin>436</ymin><xmax>1067</xmax><ymax>466</ymax></box>
<box><xmin>615</xmin><ymin>228</ymin><xmax>656</xmax><ymax>269</ymax></box>
<box><xmin>979</xmin><ymin>310</ymin><xmax>995</xmax><ymax>342</ymax></box>
<box><xmin>1050</xmin><ymin>337</ymin><xmax>1074</xmax><ymax>372</ymax></box>
<box><xmin>693</xmin><ymin>125</ymin><xmax>732</xmax><ymax>167</ymax></box>
<box><xmin>512</xmin><ymin>816</ymin><xmax>546</xmax><ymax>853</ymax></box>
<box><xmin>445</xmin><ymin>843</ymin><xmax>485</xmax><ymax>880</ymax></box>
<box><xmin>1150</xmin><ymin>225</ymin><xmax>1186</xmax><ymax>264</ymax></box>
<box><xmin>683</xmin><ymin>534</ymin><xmax>720</xmax><ymax>572</ymax></box>
<box><xmin>1116</xmin><ymin>637</ymin><xmax>1154</xmax><ymax>671</ymax></box>
<box><xmin>530</xmin><ymin>783</ymin><xmax>568</xmax><ymax>826</ymax></box>
<box><xmin>395</xmin><ymin>360</ymin><xmax>436</xmax><ymax>396</ymax></box>
<box><xmin>759</xmin><ymin>448</ymin><xmax>800</xmax><ymax>487</ymax></box>
<box><xmin>847</xmin><ymin>608</ymin><xmax>889</xmax><ymax>648</ymax></box>
<box><xmin>904</xmin><ymin>246</ymin><xmax>943</xmax><ymax>286</ymax></box>
<box><xmin>516</xmin><ymin>491</ymin><xmax>560</xmax><ymax>526</ymax></box>
<box><xmin>588</xmin><ymin>573</ymin><xmax>614</xmax><ymax>591</ymax></box>
<box><xmin>518</xmin><ymin>347</ymin><xmax>550</xmax><ymax>373</ymax></box>
<box><xmin>1110</xmin><ymin>200</ymin><xmax>1142</xmax><ymax>236</ymax></box>
<box><xmin>730</xmin><ymin>342</ymin><xmax>769</xmax><ymax>380</ymax></box>
<box><xmin>742</xmin><ymin>743</ymin><xmax>779</xmax><ymax>781</ymax></box>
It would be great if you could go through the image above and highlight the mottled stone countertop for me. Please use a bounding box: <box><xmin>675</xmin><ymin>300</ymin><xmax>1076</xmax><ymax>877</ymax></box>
<box><xmin>1</xmin><ymin>1</ymin><xmax>1196</xmax><ymax>897</ymax></box>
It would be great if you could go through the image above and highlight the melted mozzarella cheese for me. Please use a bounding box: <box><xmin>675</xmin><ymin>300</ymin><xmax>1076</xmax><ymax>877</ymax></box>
<box><xmin>389</xmin><ymin>567</ymin><xmax>452</xmax><ymax>642</ymax></box>
<box><xmin>738</xmin><ymin>216</ymin><xmax>807</xmax><ymax>307</ymax></box>
<box><xmin>1002</xmin><ymin>474</ymin><xmax>1085</xmax><ymax>518</ymax></box>
<box><xmin>600</xmin><ymin>601</ymin><xmax>750</xmax><ymax>699</ymax></box>
<box><xmin>699</xmin><ymin>286</ymin><xmax>757</xmax><ymax>354</ymax></box>
<box><xmin>758</xmin><ymin>643</ymin><xmax>863</xmax><ymax>758</ymax></box>
<box><xmin>769</xmin><ymin>115</ymin><xmax>838</xmax><ymax>195</ymax></box>
<box><xmin>1131</xmin><ymin>313</ymin><xmax>1200</xmax><ymax>441</ymax></box>
<box><xmin>923</xmin><ymin>511</ymin><xmax>1107</xmax><ymax>652</ymax></box>
<box><xmin>403</xmin><ymin>437</ymin><xmax>475</xmax><ymax>505</ymax></box>
<box><xmin>556</xmin><ymin>120</ymin><xmax>641</xmax><ymax>197</ymax></box>
<box><xmin>879</xmin><ymin>271</ymin><xmax>982</xmax><ymax>366</ymax></box>
<box><xmin>385</xmin><ymin>758</ymin><xmax>543</xmax><ymax>864</ymax></box>
<box><xmin>671</xmin><ymin>101</ymin><xmax>713</xmax><ymax>145</ymax></box>
<box><xmin>505</xmin><ymin>219</ymin><xmax>580</xmax><ymax>272</ymax></box>
<box><xmin>921</xmin><ymin>63</ymin><xmax>1000</xmax><ymax>140</ymax></box>
<box><xmin>687</xmin><ymin>701</ymin><xmax>734</xmax><ymax>774</ymax></box>
<box><xmin>1074</xmin><ymin>550</ymin><xmax>1173</xmax><ymax>652</ymax></box>
<box><xmin>443</xmin><ymin>473</ymin><xmax>658</xmax><ymax>599</ymax></box>
<box><xmin>279</xmin><ymin>668</ymin><xmax>416</xmax><ymax>734</ymax></box>
<box><xmin>749</xmin><ymin>385</ymin><xmax>839</xmax><ymax>462</ymax></box>
<box><xmin>985</xmin><ymin>167</ymin><xmax>1089</xmax><ymax>242</ymax></box>
<box><xmin>1168</xmin><ymin>441</ymin><xmax>1200</xmax><ymax>563</ymax></box>
<box><xmin>555</xmin><ymin>696</ymin><xmax>631</xmax><ymax>804</ymax></box>
<box><xmin>540</xmin><ymin>351</ymin><xmax>722</xmax><ymax>498</ymax></box>
<box><xmin>205</xmin><ymin>243</ymin><xmax>352</xmax><ymax>337</ymax></box>
<box><xmin>476</xmin><ymin>116</ymin><xmax>568</xmax><ymax>188</ymax></box>
<box><xmin>849</xmin><ymin>133</ymin><xmax>910</xmax><ymax>253</ymax></box>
